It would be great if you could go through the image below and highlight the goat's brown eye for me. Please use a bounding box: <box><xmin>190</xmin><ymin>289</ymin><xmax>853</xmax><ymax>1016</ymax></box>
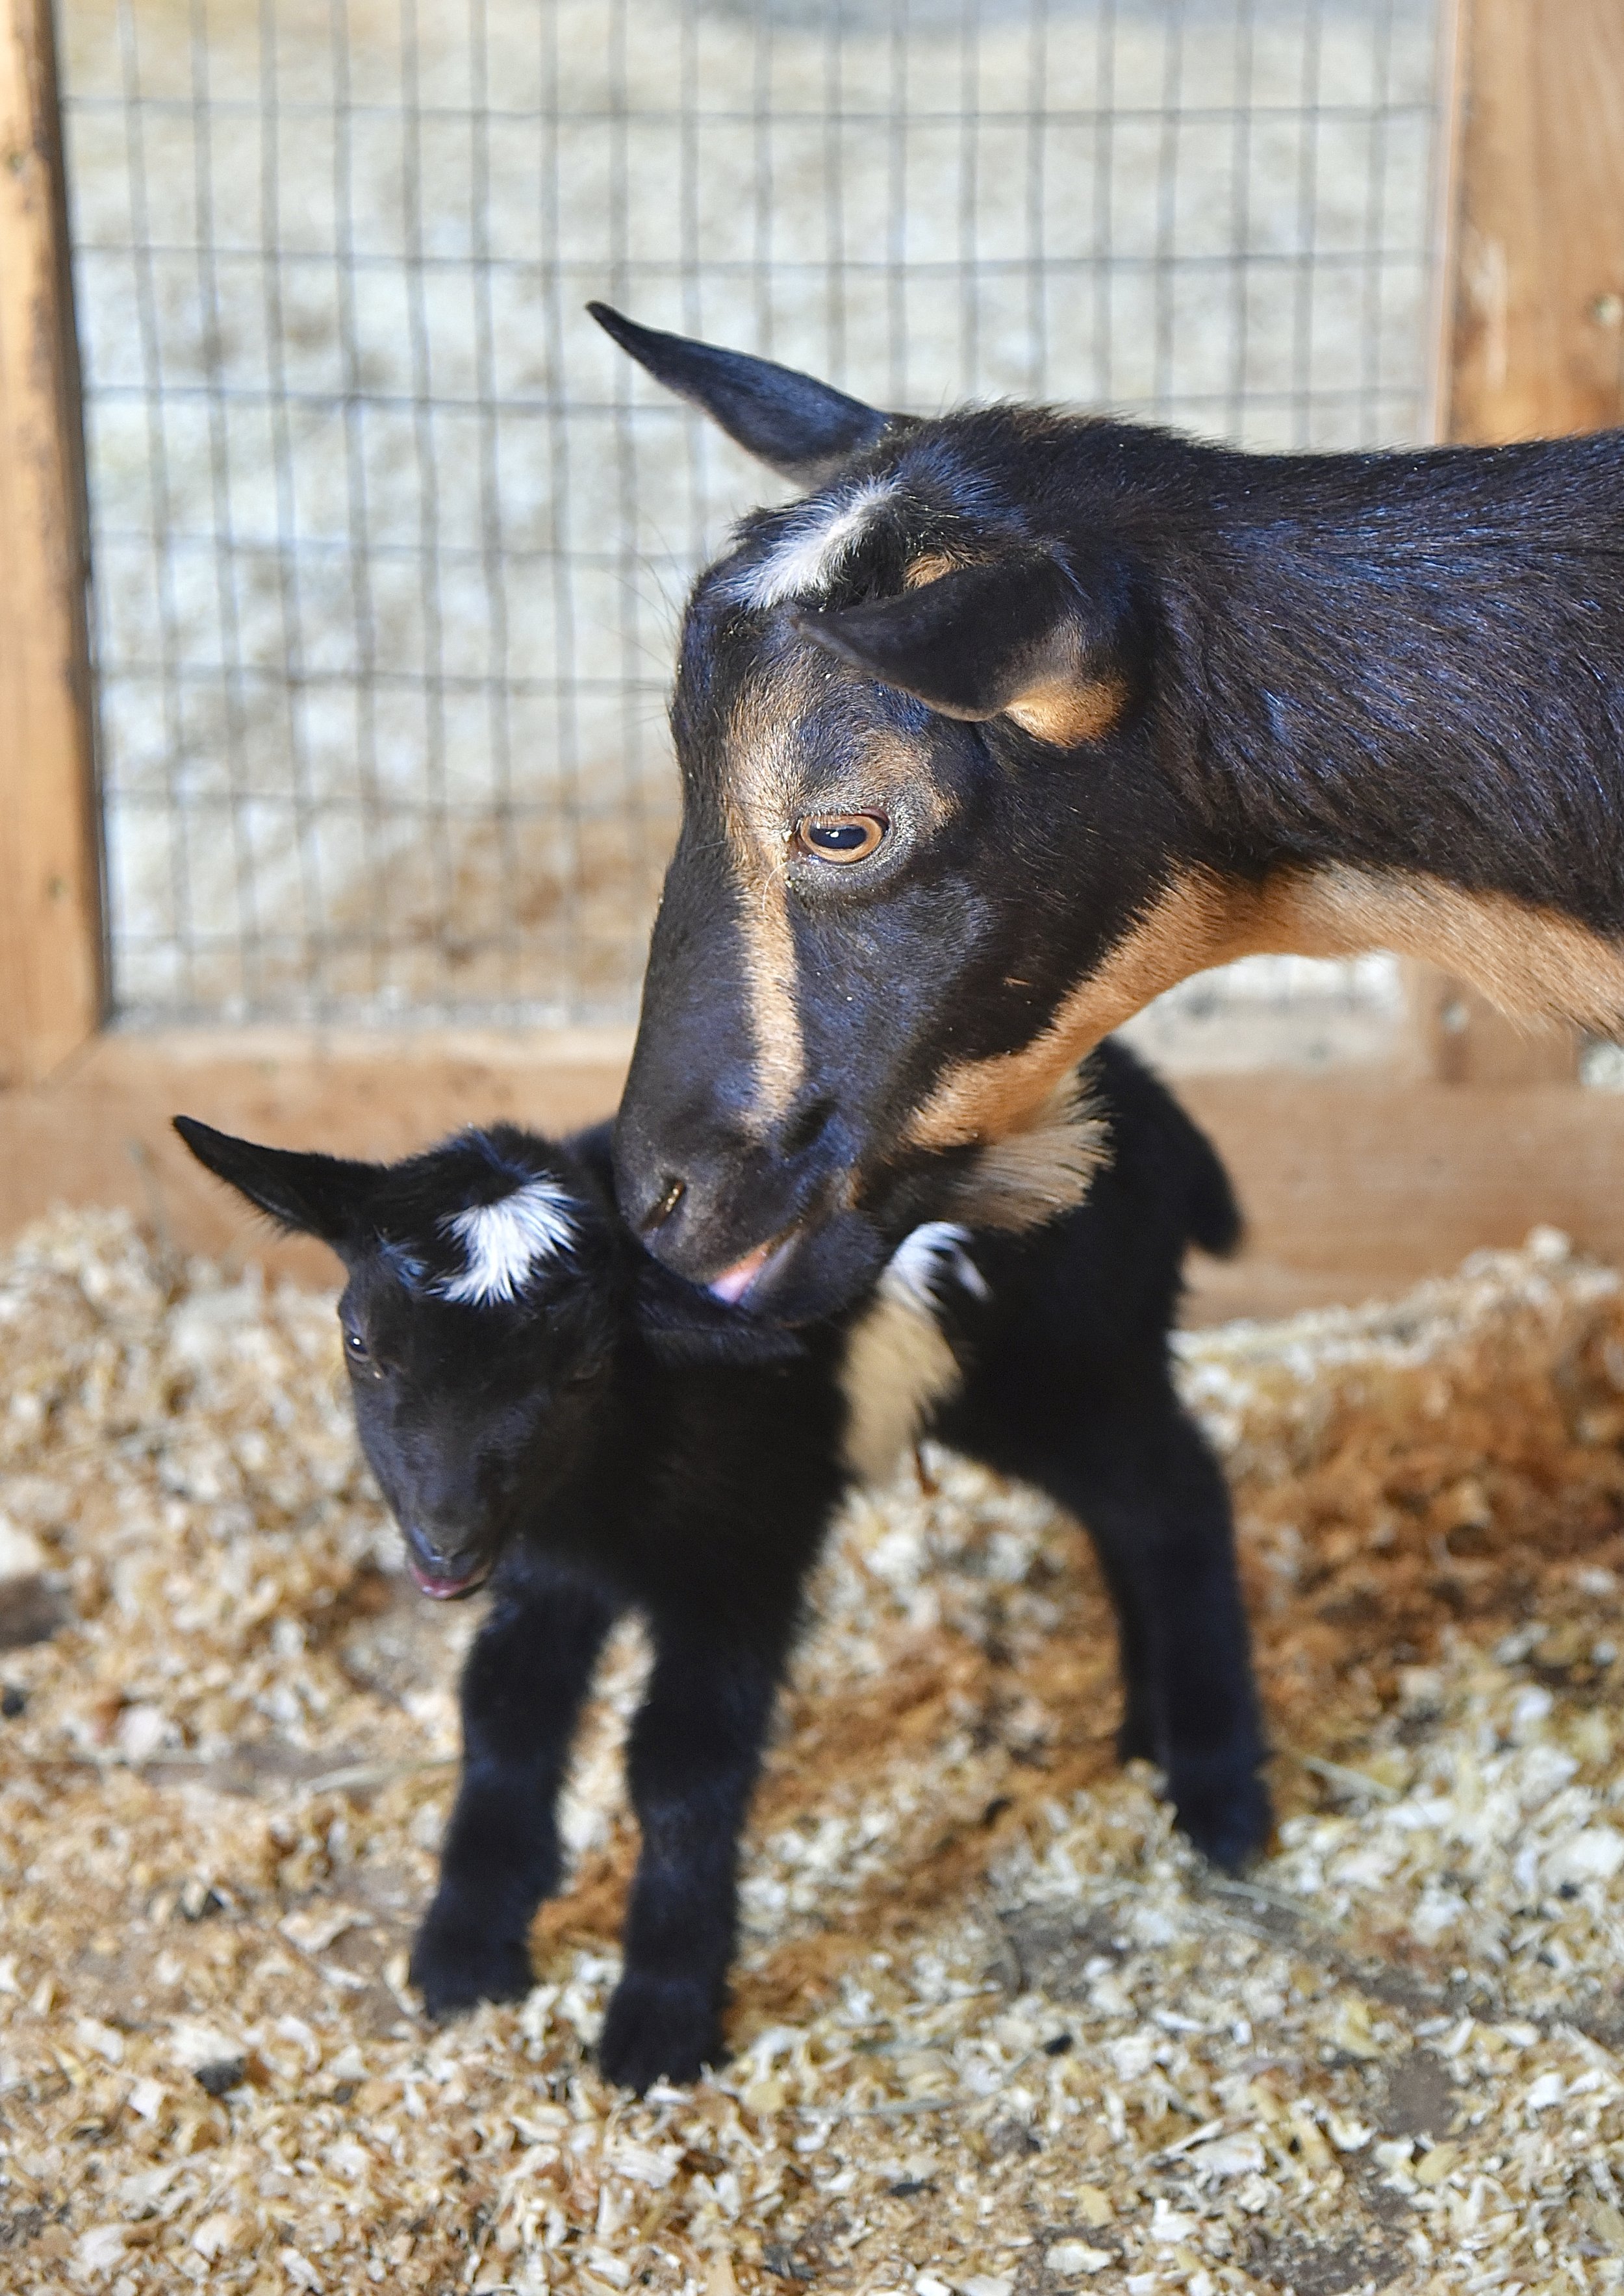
<box><xmin>793</xmin><ymin>812</ymin><xmax>888</xmax><ymax>864</ymax></box>
<box><xmin>343</xmin><ymin>1327</ymin><xmax>372</xmax><ymax>1365</ymax></box>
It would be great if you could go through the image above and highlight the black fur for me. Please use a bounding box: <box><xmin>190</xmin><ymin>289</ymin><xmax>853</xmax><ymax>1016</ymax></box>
<box><xmin>175</xmin><ymin>1042</ymin><xmax>1266</xmax><ymax>2092</ymax></box>
<box><xmin>593</xmin><ymin>307</ymin><xmax>1624</xmax><ymax>1320</ymax></box>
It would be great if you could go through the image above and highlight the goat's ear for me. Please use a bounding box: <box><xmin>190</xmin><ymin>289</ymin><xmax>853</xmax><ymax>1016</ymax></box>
<box><xmin>587</xmin><ymin>302</ymin><xmax>896</xmax><ymax>487</ymax></box>
<box><xmin>790</xmin><ymin>549</ymin><xmax>1142</xmax><ymax>748</ymax></box>
<box><xmin>173</xmin><ymin>1116</ymin><xmax>379</xmax><ymax>1248</ymax></box>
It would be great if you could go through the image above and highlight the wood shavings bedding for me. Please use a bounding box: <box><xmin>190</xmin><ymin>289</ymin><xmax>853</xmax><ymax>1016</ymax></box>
<box><xmin>1</xmin><ymin>1209</ymin><xmax>1623</xmax><ymax>2294</ymax></box>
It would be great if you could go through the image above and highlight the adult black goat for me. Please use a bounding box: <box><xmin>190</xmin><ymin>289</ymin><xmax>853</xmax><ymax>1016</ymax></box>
<box><xmin>176</xmin><ymin>1041</ymin><xmax>1263</xmax><ymax>2093</ymax></box>
<box><xmin>590</xmin><ymin>304</ymin><xmax>1624</xmax><ymax>1325</ymax></box>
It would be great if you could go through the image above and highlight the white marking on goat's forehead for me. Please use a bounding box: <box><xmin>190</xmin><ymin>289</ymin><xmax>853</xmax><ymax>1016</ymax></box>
<box><xmin>436</xmin><ymin>1173</ymin><xmax>577</xmax><ymax>1307</ymax></box>
<box><xmin>733</xmin><ymin>477</ymin><xmax>900</xmax><ymax>610</ymax></box>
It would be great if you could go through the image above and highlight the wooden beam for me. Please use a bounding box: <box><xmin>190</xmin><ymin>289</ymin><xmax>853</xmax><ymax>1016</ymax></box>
<box><xmin>2</xmin><ymin>1029</ymin><xmax>1624</xmax><ymax>1324</ymax></box>
<box><xmin>1443</xmin><ymin>0</ymin><xmax>1624</xmax><ymax>444</ymax></box>
<box><xmin>1414</xmin><ymin>0</ymin><xmax>1621</xmax><ymax>1079</ymax></box>
<box><xmin>0</xmin><ymin>0</ymin><xmax>101</xmax><ymax>1087</ymax></box>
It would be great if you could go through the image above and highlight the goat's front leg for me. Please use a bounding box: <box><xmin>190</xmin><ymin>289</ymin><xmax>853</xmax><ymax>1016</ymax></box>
<box><xmin>598</xmin><ymin>1628</ymin><xmax>782</xmax><ymax>2092</ymax></box>
<box><xmin>410</xmin><ymin>1558</ymin><xmax>619</xmax><ymax>2017</ymax></box>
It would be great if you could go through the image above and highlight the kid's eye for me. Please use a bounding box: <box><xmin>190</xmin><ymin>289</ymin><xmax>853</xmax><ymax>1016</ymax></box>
<box><xmin>793</xmin><ymin>811</ymin><xmax>888</xmax><ymax>864</ymax></box>
<box><xmin>343</xmin><ymin>1327</ymin><xmax>373</xmax><ymax>1367</ymax></box>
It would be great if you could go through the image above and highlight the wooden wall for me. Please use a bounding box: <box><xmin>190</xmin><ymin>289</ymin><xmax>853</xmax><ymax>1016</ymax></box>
<box><xmin>0</xmin><ymin>0</ymin><xmax>102</xmax><ymax>1089</ymax></box>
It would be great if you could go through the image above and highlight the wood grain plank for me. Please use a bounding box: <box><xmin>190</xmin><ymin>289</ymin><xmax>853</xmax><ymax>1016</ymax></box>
<box><xmin>1445</xmin><ymin>0</ymin><xmax>1624</xmax><ymax>444</ymax></box>
<box><xmin>3</xmin><ymin>1031</ymin><xmax>1623</xmax><ymax>1322</ymax></box>
<box><xmin>0</xmin><ymin>0</ymin><xmax>102</xmax><ymax>1085</ymax></box>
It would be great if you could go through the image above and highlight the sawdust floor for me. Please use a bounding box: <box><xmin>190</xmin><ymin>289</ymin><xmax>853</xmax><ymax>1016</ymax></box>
<box><xmin>3</xmin><ymin>1213</ymin><xmax>1624</xmax><ymax>2295</ymax></box>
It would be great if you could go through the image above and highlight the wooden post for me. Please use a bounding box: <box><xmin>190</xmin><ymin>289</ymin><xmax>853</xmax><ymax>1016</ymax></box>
<box><xmin>1443</xmin><ymin>0</ymin><xmax>1624</xmax><ymax>446</ymax></box>
<box><xmin>0</xmin><ymin>0</ymin><xmax>101</xmax><ymax>1088</ymax></box>
<box><xmin>1411</xmin><ymin>0</ymin><xmax>1624</xmax><ymax>1084</ymax></box>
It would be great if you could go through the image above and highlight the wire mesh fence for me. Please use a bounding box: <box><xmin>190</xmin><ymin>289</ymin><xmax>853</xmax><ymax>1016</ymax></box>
<box><xmin>58</xmin><ymin>0</ymin><xmax>1443</xmax><ymax>1049</ymax></box>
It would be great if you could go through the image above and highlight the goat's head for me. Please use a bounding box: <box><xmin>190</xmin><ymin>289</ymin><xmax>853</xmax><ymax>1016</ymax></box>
<box><xmin>596</xmin><ymin>305</ymin><xmax>1207</xmax><ymax>1321</ymax></box>
<box><xmin>175</xmin><ymin>1118</ymin><xmax>621</xmax><ymax>1599</ymax></box>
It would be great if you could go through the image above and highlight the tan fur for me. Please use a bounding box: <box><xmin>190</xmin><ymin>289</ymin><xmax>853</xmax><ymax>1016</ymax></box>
<box><xmin>902</xmin><ymin>549</ymin><xmax>963</xmax><ymax>590</ymax></box>
<box><xmin>947</xmin><ymin>1063</ymin><xmax>1111</xmax><ymax>1231</ymax></box>
<box><xmin>721</xmin><ymin>670</ymin><xmax>816</xmax><ymax>1128</ymax></box>
<box><xmin>839</xmin><ymin>1285</ymin><xmax>963</xmax><ymax>1485</ymax></box>
<box><xmin>847</xmin><ymin>731</ymin><xmax>962</xmax><ymax>835</ymax></box>
<box><xmin>907</xmin><ymin>874</ymin><xmax>1230</xmax><ymax>1152</ymax></box>
<box><xmin>1242</xmin><ymin>866</ymin><xmax>1624</xmax><ymax>1031</ymax></box>
<box><xmin>1005</xmin><ymin>672</ymin><xmax>1130</xmax><ymax>748</ymax></box>
<box><xmin>909</xmin><ymin>863</ymin><xmax>1624</xmax><ymax>1154</ymax></box>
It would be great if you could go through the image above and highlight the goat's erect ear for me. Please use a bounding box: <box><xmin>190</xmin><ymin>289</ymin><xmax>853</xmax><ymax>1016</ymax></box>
<box><xmin>587</xmin><ymin>302</ymin><xmax>896</xmax><ymax>487</ymax></box>
<box><xmin>173</xmin><ymin>1116</ymin><xmax>379</xmax><ymax>1248</ymax></box>
<box><xmin>790</xmin><ymin>549</ymin><xmax>1141</xmax><ymax>748</ymax></box>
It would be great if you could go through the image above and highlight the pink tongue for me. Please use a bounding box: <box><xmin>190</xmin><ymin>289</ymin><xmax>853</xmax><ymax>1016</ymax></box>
<box><xmin>707</xmin><ymin>1238</ymin><xmax>776</xmax><ymax>1306</ymax></box>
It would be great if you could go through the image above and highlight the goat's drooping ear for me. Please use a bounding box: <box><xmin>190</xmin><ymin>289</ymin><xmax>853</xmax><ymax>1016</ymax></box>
<box><xmin>791</xmin><ymin>548</ymin><xmax>1141</xmax><ymax>748</ymax></box>
<box><xmin>587</xmin><ymin>302</ymin><xmax>896</xmax><ymax>488</ymax></box>
<box><xmin>173</xmin><ymin>1116</ymin><xmax>380</xmax><ymax>1247</ymax></box>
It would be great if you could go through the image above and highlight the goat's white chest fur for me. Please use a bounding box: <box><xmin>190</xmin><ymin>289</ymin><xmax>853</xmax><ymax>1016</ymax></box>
<box><xmin>837</xmin><ymin>1223</ymin><xmax>986</xmax><ymax>1483</ymax></box>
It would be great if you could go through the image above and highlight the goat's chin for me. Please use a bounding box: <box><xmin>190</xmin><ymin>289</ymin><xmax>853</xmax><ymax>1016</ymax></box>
<box><xmin>735</xmin><ymin>1210</ymin><xmax>891</xmax><ymax>1328</ymax></box>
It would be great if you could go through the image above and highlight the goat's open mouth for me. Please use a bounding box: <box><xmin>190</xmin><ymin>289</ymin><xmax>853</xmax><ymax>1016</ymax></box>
<box><xmin>705</xmin><ymin>1228</ymin><xmax>799</xmax><ymax>1307</ymax></box>
<box><xmin>406</xmin><ymin>1553</ymin><xmax>491</xmax><ymax>1602</ymax></box>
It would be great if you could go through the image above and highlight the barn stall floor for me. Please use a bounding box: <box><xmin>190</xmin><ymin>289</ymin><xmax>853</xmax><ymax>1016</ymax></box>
<box><xmin>3</xmin><ymin>1217</ymin><xmax>1624</xmax><ymax>2294</ymax></box>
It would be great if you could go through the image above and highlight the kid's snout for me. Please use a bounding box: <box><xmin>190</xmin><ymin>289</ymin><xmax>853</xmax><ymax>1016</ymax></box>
<box><xmin>403</xmin><ymin>1524</ymin><xmax>493</xmax><ymax>1602</ymax></box>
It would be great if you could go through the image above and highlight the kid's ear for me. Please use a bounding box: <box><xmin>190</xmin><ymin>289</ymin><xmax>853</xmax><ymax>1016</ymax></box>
<box><xmin>789</xmin><ymin>548</ymin><xmax>1144</xmax><ymax>748</ymax></box>
<box><xmin>588</xmin><ymin>301</ymin><xmax>898</xmax><ymax>488</ymax></box>
<box><xmin>173</xmin><ymin>1117</ymin><xmax>380</xmax><ymax>1248</ymax></box>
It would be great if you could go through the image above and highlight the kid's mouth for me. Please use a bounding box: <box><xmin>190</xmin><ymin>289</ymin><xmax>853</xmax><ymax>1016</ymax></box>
<box><xmin>406</xmin><ymin>1553</ymin><xmax>490</xmax><ymax>1602</ymax></box>
<box><xmin>705</xmin><ymin>1229</ymin><xmax>799</xmax><ymax>1307</ymax></box>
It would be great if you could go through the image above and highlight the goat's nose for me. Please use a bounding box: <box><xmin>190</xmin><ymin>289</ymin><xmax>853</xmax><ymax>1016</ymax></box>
<box><xmin>633</xmin><ymin>1174</ymin><xmax>686</xmax><ymax>1237</ymax></box>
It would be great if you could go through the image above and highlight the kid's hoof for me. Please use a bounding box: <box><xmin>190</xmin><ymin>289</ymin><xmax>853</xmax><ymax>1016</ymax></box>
<box><xmin>409</xmin><ymin>1916</ymin><xmax>533</xmax><ymax>2019</ymax></box>
<box><xmin>598</xmin><ymin>1973</ymin><xmax>720</xmax><ymax>2093</ymax></box>
<box><xmin>1171</xmin><ymin>1761</ymin><xmax>1273</xmax><ymax>1874</ymax></box>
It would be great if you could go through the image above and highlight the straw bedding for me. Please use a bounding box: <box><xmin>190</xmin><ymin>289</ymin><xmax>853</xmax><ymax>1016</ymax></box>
<box><xmin>1</xmin><ymin>1211</ymin><xmax>1623</xmax><ymax>2294</ymax></box>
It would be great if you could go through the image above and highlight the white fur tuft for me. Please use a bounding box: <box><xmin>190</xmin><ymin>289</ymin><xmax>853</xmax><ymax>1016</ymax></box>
<box><xmin>438</xmin><ymin>1176</ymin><xmax>577</xmax><ymax>1306</ymax></box>
<box><xmin>880</xmin><ymin>1221</ymin><xmax>991</xmax><ymax>1314</ymax></box>
<box><xmin>734</xmin><ymin>478</ymin><xmax>899</xmax><ymax>609</ymax></box>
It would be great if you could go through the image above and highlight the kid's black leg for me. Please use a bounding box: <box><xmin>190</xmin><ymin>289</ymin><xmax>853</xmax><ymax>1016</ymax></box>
<box><xmin>1037</xmin><ymin>1387</ymin><xmax>1269</xmax><ymax>1872</ymax></box>
<box><xmin>598</xmin><ymin>1629</ymin><xmax>783</xmax><ymax>2092</ymax></box>
<box><xmin>411</xmin><ymin>1556</ymin><xmax>620</xmax><ymax>2017</ymax></box>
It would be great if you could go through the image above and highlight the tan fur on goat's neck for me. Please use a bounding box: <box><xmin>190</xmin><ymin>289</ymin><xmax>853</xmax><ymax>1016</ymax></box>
<box><xmin>908</xmin><ymin>863</ymin><xmax>1624</xmax><ymax>1153</ymax></box>
<box><xmin>839</xmin><ymin>1066</ymin><xmax>1106</xmax><ymax>1485</ymax></box>
<box><xmin>946</xmin><ymin>1063</ymin><xmax>1110</xmax><ymax>1231</ymax></box>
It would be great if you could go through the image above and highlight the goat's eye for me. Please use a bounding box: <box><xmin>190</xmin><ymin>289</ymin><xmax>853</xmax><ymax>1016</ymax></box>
<box><xmin>793</xmin><ymin>811</ymin><xmax>888</xmax><ymax>864</ymax></box>
<box><xmin>343</xmin><ymin>1328</ymin><xmax>372</xmax><ymax>1366</ymax></box>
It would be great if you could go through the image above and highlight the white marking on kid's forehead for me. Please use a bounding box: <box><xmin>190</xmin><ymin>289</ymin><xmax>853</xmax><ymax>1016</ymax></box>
<box><xmin>437</xmin><ymin>1175</ymin><xmax>577</xmax><ymax>1307</ymax></box>
<box><xmin>881</xmin><ymin>1222</ymin><xmax>991</xmax><ymax>1316</ymax></box>
<box><xmin>733</xmin><ymin>477</ymin><xmax>900</xmax><ymax>610</ymax></box>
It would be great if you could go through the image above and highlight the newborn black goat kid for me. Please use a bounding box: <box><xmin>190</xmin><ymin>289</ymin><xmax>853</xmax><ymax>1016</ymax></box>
<box><xmin>176</xmin><ymin>1042</ymin><xmax>1264</xmax><ymax>2093</ymax></box>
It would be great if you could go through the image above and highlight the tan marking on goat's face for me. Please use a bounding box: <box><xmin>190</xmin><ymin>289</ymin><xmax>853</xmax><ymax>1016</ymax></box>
<box><xmin>721</xmin><ymin>663</ymin><xmax>820</xmax><ymax>1128</ymax></box>
<box><xmin>907</xmin><ymin>864</ymin><xmax>1624</xmax><ymax>1154</ymax></box>
<box><xmin>843</xmin><ymin>729</ymin><xmax>961</xmax><ymax>837</ymax></box>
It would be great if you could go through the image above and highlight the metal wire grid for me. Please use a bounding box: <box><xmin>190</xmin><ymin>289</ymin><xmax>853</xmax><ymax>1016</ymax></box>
<box><xmin>57</xmin><ymin>0</ymin><xmax>1443</xmax><ymax>1031</ymax></box>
